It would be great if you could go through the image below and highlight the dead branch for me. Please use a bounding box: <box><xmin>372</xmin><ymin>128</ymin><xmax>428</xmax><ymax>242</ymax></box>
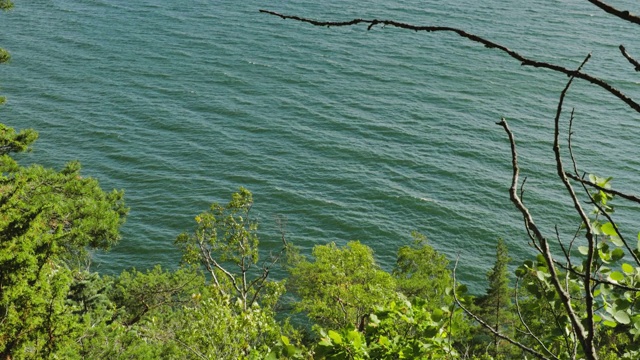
<box><xmin>586</xmin><ymin>0</ymin><xmax>640</xmax><ymax>26</ymax></box>
<box><xmin>551</xmin><ymin>53</ymin><xmax>598</xmax><ymax>359</ymax></box>
<box><xmin>497</xmin><ymin>117</ymin><xmax>595</xmax><ymax>359</ymax></box>
<box><xmin>259</xmin><ymin>10</ymin><xmax>640</xmax><ymax>114</ymax></box>
<box><xmin>565</xmin><ymin>173</ymin><xmax>640</xmax><ymax>204</ymax></box>
<box><xmin>619</xmin><ymin>45</ymin><xmax>640</xmax><ymax>71</ymax></box>
<box><xmin>452</xmin><ymin>257</ymin><xmax>550</xmax><ymax>360</ymax></box>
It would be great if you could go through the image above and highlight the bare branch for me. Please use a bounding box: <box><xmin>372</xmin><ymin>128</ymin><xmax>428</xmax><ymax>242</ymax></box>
<box><xmin>619</xmin><ymin>45</ymin><xmax>640</xmax><ymax>71</ymax></box>
<box><xmin>497</xmin><ymin>117</ymin><xmax>595</xmax><ymax>359</ymax></box>
<box><xmin>452</xmin><ymin>256</ymin><xmax>551</xmax><ymax>360</ymax></box>
<box><xmin>586</xmin><ymin>0</ymin><xmax>640</xmax><ymax>26</ymax></box>
<box><xmin>260</xmin><ymin>10</ymin><xmax>640</xmax><ymax>114</ymax></box>
<box><xmin>552</xmin><ymin>53</ymin><xmax>598</xmax><ymax>359</ymax></box>
<box><xmin>514</xmin><ymin>279</ymin><xmax>562</xmax><ymax>360</ymax></box>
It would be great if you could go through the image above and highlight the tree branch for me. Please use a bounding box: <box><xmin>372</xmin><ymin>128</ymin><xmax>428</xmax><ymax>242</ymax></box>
<box><xmin>452</xmin><ymin>257</ymin><xmax>550</xmax><ymax>360</ymax></box>
<box><xmin>497</xmin><ymin>117</ymin><xmax>595</xmax><ymax>359</ymax></box>
<box><xmin>259</xmin><ymin>10</ymin><xmax>640</xmax><ymax>114</ymax></box>
<box><xmin>586</xmin><ymin>0</ymin><xmax>640</xmax><ymax>26</ymax></box>
<box><xmin>551</xmin><ymin>53</ymin><xmax>598</xmax><ymax>359</ymax></box>
<box><xmin>565</xmin><ymin>173</ymin><xmax>640</xmax><ymax>205</ymax></box>
<box><xmin>619</xmin><ymin>45</ymin><xmax>640</xmax><ymax>71</ymax></box>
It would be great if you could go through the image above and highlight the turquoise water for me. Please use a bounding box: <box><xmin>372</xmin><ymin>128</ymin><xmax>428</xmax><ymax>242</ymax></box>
<box><xmin>2</xmin><ymin>0</ymin><xmax>639</xmax><ymax>290</ymax></box>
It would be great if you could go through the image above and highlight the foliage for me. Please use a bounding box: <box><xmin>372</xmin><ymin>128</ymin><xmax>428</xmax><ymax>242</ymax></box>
<box><xmin>474</xmin><ymin>239</ymin><xmax>516</xmax><ymax>358</ymax></box>
<box><xmin>0</xmin><ymin>124</ymin><xmax>127</xmax><ymax>358</ymax></box>
<box><xmin>314</xmin><ymin>297</ymin><xmax>459</xmax><ymax>359</ymax></box>
<box><xmin>393</xmin><ymin>231</ymin><xmax>452</xmax><ymax>308</ymax></box>
<box><xmin>0</xmin><ymin>0</ymin><xmax>12</xmax><ymax>12</ymax></box>
<box><xmin>108</xmin><ymin>265</ymin><xmax>204</xmax><ymax>326</ymax></box>
<box><xmin>176</xmin><ymin>187</ymin><xmax>286</xmax><ymax>310</ymax></box>
<box><xmin>288</xmin><ymin>241</ymin><xmax>398</xmax><ymax>330</ymax></box>
<box><xmin>173</xmin><ymin>293</ymin><xmax>306</xmax><ymax>359</ymax></box>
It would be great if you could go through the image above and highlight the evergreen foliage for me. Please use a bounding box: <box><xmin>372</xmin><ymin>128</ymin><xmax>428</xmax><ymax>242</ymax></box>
<box><xmin>475</xmin><ymin>239</ymin><xmax>515</xmax><ymax>358</ymax></box>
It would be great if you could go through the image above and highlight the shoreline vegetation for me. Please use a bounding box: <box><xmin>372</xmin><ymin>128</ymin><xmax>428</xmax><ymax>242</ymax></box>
<box><xmin>2</xmin><ymin>1</ymin><xmax>640</xmax><ymax>359</ymax></box>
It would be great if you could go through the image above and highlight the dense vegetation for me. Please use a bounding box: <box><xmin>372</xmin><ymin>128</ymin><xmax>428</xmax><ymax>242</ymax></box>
<box><xmin>2</xmin><ymin>127</ymin><xmax>639</xmax><ymax>359</ymax></box>
<box><xmin>3</xmin><ymin>1</ymin><xmax>640</xmax><ymax>359</ymax></box>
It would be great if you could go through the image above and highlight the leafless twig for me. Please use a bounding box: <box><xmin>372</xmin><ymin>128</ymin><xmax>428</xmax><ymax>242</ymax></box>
<box><xmin>260</xmin><ymin>10</ymin><xmax>640</xmax><ymax>114</ymax></box>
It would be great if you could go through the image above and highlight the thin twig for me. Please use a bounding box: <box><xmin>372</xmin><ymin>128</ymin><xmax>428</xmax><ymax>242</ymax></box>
<box><xmin>260</xmin><ymin>10</ymin><xmax>640</xmax><ymax>113</ymax></box>
<box><xmin>452</xmin><ymin>256</ymin><xmax>550</xmax><ymax>360</ymax></box>
<box><xmin>565</xmin><ymin>173</ymin><xmax>640</xmax><ymax>204</ymax></box>
<box><xmin>552</xmin><ymin>53</ymin><xmax>598</xmax><ymax>359</ymax></box>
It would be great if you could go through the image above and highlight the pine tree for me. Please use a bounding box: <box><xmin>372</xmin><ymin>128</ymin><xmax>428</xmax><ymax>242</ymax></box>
<box><xmin>477</xmin><ymin>238</ymin><xmax>515</xmax><ymax>358</ymax></box>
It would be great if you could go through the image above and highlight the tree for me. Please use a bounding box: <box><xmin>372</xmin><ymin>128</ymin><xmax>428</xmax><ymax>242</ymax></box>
<box><xmin>261</xmin><ymin>3</ymin><xmax>640</xmax><ymax>359</ymax></box>
<box><xmin>393</xmin><ymin>231</ymin><xmax>452</xmax><ymax>308</ymax></box>
<box><xmin>288</xmin><ymin>241</ymin><xmax>397</xmax><ymax>330</ymax></box>
<box><xmin>475</xmin><ymin>239</ymin><xmax>516</xmax><ymax>358</ymax></box>
<box><xmin>175</xmin><ymin>187</ymin><xmax>287</xmax><ymax>310</ymax></box>
<box><xmin>314</xmin><ymin>298</ymin><xmax>458</xmax><ymax>359</ymax></box>
<box><xmin>0</xmin><ymin>138</ymin><xmax>127</xmax><ymax>358</ymax></box>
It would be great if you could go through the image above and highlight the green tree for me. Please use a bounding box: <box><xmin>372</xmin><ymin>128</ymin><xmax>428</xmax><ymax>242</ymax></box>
<box><xmin>288</xmin><ymin>241</ymin><xmax>397</xmax><ymax>330</ymax></box>
<box><xmin>475</xmin><ymin>238</ymin><xmax>516</xmax><ymax>358</ymax></box>
<box><xmin>0</xmin><ymin>125</ymin><xmax>127</xmax><ymax>358</ymax></box>
<box><xmin>0</xmin><ymin>163</ymin><xmax>126</xmax><ymax>358</ymax></box>
<box><xmin>175</xmin><ymin>187</ymin><xmax>287</xmax><ymax>310</ymax></box>
<box><xmin>173</xmin><ymin>293</ymin><xmax>305</xmax><ymax>359</ymax></box>
<box><xmin>393</xmin><ymin>231</ymin><xmax>452</xmax><ymax>308</ymax></box>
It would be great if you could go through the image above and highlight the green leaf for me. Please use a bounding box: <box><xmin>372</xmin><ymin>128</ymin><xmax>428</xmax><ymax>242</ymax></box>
<box><xmin>603</xmin><ymin>320</ymin><xmax>617</xmax><ymax>328</ymax></box>
<box><xmin>328</xmin><ymin>330</ymin><xmax>343</xmax><ymax>345</ymax></box>
<box><xmin>578</xmin><ymin>246</ymin><xmax>589</xmax><ymax>255</ymax></box>
<box><xmin>611</xmin><ymin>248</ymin><xmax>625</xmax><ymax>261</ymax></box>
<box><xmin>615</xmin><ymin>310</ymin><xmax>631</xmax><ymax>325</ymax></box>
<box><xmin>622</xmin><ymin>263</ymin><xmax>634</xmax><ymax>275</ymax></box>
<box><xmin>280</xmin><ymin>335</ymin><xmax>290</xmax><ymax>346</ymax></box>
<box><xmin>432</xmin><ymin>308</ymin><xmax>444</xmax><ymax>322</ymax></box>
<box><xmin>456</xmin><ymin>284</ymin><xmax>468</xmax><ymax>295</ymax></box>
<box><xmin>611</xmin><ymin>236</ymin><xmax>624</xmax><ymax>247</ymax></box>
<box><xmin>601</xmin><ymin>222</ymin><xmax>617</xmax><ymax>236</ymax></box>
<box><xmin>609</xmin><ymin>271</ymin><xmax>625</xmax><ymax>282</ymax></box>
<box><xmin>378</xmin><ymin>335</ymin><xmax>390</xmax><ymax>347</ymax></box>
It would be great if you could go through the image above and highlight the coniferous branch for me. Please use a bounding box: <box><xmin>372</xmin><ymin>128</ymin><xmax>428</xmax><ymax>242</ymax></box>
<box><xmin>259</xmin><ymin>10</ymin><xmax>640</xmax><ymax>114</ymax></box>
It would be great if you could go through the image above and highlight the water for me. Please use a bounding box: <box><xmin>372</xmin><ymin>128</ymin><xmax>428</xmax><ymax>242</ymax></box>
<box><xmin>2</xmin><ymin>0</ymin><xmax>639</xmax><ymax>292</ymax></box>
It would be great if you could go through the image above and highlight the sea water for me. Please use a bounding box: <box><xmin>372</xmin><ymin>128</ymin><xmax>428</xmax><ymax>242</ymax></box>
<box><xmin>1</xmin><ymin>0</ymin><xmax>639</xmax><ymax>291</ymax></box>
